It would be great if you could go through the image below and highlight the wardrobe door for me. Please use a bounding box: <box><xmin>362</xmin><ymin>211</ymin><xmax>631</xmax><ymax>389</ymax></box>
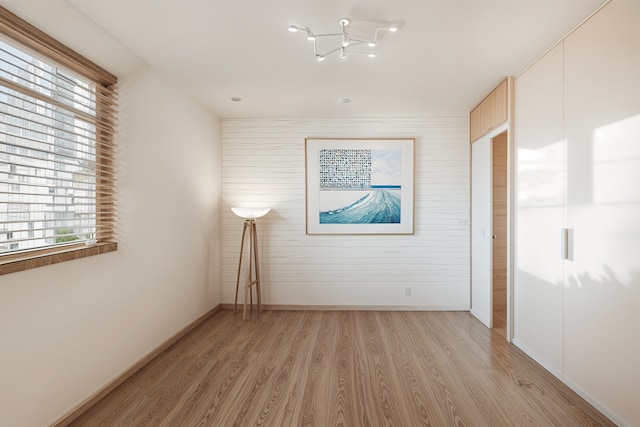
<box><xmin>563</xmin><ymin>0</ymin><xmax>640</xmax><ymax>422</ymax></box>
<box><xmin>513</xmin><ymin>43</ymin><xmax>564</xmax><ymax>373</ymax></box>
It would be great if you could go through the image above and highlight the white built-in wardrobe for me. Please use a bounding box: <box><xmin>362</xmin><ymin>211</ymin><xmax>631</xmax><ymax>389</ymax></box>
<box><xmin>513</xmin><ymin>0</ymin><xmax>639</xmax><ymax>425</ymax></box>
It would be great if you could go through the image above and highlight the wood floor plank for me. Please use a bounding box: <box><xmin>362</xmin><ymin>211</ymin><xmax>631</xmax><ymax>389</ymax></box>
<box><xmin>328</xmin><ymin>311</ymin><xmax>360</xmax><ymax>426</ymax></box>
<box><xmin>354</xmin><ymin>313</ymin><xmax>407</xmax><ymax>426</ymax></box>
<box><xmin>298</xmin><ymin>312</ymin><xmax>337</xmax><ymax>426</ymax></box>
<box><xmin>68</xmin><ymin>310</ymin><xmax>615</xmax><ymax>427</ymax></box>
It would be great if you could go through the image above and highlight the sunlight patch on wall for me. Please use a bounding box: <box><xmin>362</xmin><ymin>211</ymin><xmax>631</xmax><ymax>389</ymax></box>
<box><xmin>517</xmin><ymin>140</ymin><xmax>565</xmax><ymax>208</ymax></box>
<box><xmin>516</xmin><ymin>140</ymin><xmax>565</xmax><ymax>286</ymax></box>
<box><xmin>593</xmin><ymin>114</ymin><xmax>640</xmax><ymax>204</ymax></box>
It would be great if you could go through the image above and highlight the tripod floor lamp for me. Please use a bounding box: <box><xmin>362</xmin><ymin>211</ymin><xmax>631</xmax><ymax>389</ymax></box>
<box><xmin>231</xmin><ymin>207</ymin><xmax>270</xmax><ymax>319</ymax></box>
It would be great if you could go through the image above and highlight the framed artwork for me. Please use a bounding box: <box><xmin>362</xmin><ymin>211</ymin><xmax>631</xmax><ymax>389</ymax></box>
<box><xmin>305</xmin><ymin>137</ymin><xmax>415</xmax><ymax>235</ymax></box>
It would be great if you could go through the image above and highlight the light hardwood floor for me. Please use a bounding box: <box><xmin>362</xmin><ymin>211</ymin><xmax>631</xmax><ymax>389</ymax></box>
<box><xmin>69</xmin><ymin>310</ymin><xmax>613</xmax><ymax>426</ymax></box>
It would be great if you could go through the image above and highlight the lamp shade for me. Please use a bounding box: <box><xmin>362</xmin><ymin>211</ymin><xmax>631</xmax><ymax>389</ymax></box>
<box><xmin>231</xmin><ymin>207</ymin><xmax>271</xmax><ymax>219</ymax></box>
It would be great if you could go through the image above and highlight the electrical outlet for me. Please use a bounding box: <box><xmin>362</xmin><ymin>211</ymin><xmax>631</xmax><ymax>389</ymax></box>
<box><xmin>405</xmin><ymin>286</ymin><xmax>412</xmax><ymax>296</ymax></box>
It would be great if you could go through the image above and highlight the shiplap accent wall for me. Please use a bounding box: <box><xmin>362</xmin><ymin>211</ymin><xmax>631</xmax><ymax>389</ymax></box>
<box><xmin>221</xmin><ymin>118</ymin><xmax>470</xmax><ymax>309</ymax></box>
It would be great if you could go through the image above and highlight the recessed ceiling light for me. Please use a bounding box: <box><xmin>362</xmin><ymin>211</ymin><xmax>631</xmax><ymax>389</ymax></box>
<box><xmin>231</xmin><ymin>97</ymin><xmax>242</xmax><ymax>102</ymax></box>
<box><xmin>338</xmin><ymin>98</ymin><xmax>350</xmax><ymax>104</ymax></box>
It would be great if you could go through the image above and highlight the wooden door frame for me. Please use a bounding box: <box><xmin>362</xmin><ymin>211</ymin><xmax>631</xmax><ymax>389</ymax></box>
<box><xmin>506</xmin><ymin>76</ymin><xmax>514</xmax><ymax>342</ymax></box>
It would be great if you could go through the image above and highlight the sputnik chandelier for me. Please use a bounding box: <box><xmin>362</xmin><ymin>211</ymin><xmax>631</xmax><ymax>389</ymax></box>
<box><xmin>288</xmin><ymin>18</ymin><xmax>398</xmax><ymax>62</ymax></box>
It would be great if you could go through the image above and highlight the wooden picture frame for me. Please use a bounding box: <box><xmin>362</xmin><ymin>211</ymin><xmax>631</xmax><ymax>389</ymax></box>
<box><xmin>305</xmin><ymin>137</ymin><xmax>415</xmax><ymax>235</ymax></box>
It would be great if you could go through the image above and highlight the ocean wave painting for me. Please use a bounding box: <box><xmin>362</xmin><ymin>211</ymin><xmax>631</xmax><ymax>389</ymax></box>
<box><xmin>320</xmin><ymin>189</ymin><xmax>401</xmax><ymax>224</ymax></box>
<box><xmin>305</xmin><ymin>138</ymin><xmax>414</xmax><ymax>234</ymax></box>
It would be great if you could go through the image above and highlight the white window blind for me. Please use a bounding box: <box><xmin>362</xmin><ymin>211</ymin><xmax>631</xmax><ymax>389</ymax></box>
<box><xmin>0</xmin><ymin>35</ymin><xmax>117</xmax><ymax>255</ymax></box>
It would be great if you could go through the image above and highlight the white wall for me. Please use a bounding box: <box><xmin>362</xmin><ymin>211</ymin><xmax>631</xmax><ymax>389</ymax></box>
<box><xmin>221</xmin><ymin>118</ymin><xmax>470</xmax><ymax>309</ymax></box>
<box><xmin>0</xmin><ymin>67</ymin><xmax>222</xmax><ymax>427</ymax></box>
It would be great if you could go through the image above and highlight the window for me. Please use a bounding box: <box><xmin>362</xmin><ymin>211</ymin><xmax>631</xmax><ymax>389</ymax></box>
<box><xmin>0</xmin><ymin>6</ymin><xmax>117</xmax><ymax>274</ymax></box>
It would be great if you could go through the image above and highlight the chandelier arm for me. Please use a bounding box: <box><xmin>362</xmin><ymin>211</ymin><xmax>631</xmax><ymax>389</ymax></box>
<box><xmin>373</xmin><ymin>27</ymin><xmax>390</xmax><ymax>43</ymax></box>
<box><xmin>312</xmin><ymin>33</ymin><xmax>344</xmax><ymax>38</ymax></box>
<box><xmin>318</xmin><ymin>46</ymin><xmax>342</xmax><ymax>57</ymax></box>
<box><xmin>348</xmin><ymin>39</ymin><xmax>371</xmax><ymax>45</ymax></box>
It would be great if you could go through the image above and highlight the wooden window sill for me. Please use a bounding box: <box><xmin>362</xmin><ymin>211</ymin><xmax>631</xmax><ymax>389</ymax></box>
<box><xmin>0</xmin><ymin>242</ymin><xmax>118</xmax><ymax>276</ymax></box>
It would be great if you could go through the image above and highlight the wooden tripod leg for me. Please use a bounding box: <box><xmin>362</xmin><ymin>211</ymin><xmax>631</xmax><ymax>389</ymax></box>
<box><xmin>234</xmin><ymin>221</ymin><xmax>248</xmax><ymax>314</ymax></box>
<box><xmin>243</xmin><ymin>220</ymin><xmax>253</xmax><ymax>320</ymax></box>
<box><xmin>252</xmin><ymin>221</ymin><xmax>262</xmax><ymax>313</ymax></box>
<box><xmin>249</xmin><ymin>223</ymin><xmax>253</xmax><ymax>312</ymax></box>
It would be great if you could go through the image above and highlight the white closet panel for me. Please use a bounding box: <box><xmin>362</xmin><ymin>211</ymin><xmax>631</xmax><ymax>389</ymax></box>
<box><xmin>513</xmin><ymin>43</ymin><xmax>565</xmax><ymax>374</ymax></box>
<box><xmin>563</xmin><ymin>0</ymin><xmax>640</xmax><ymax>423</ymax></box>
<box><xmin>514</xmin><ymin>1</ymin><xmax>640</xmax><ymax>423</ymax></box>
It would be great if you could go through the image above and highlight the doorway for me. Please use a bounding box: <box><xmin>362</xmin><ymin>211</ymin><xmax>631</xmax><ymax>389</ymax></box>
<box><xmin>491</xmin><ymin>131</ymin><xmax>508</xmax><ymax>338</ymax></box>
<box><xmin>471</xmin><ymin>125</ymin><xmax>509</xmax><ymax>337</ymax></box>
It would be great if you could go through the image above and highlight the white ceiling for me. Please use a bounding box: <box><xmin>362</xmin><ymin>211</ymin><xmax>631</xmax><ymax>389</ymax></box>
<box><xmin>1</xmin><ymin>0</ymin><xmax>607</xmax><ymax>118</ymax></box>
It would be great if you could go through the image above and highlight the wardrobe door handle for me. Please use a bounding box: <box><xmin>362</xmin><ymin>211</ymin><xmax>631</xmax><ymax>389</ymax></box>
<box><xmin>561</xmin><ymin>228</ymin><xmax>574</xmax><ymax>261</ymax></box>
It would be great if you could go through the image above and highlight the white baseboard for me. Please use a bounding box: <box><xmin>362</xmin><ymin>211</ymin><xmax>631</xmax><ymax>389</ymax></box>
<box><xmin>512</xmin><ymin>338</ymin><xmax>628</xmax><ymax>427</ymax></box>
<box><xmin>220</xmin><ymin>303</ymin><xmax>470</xmax><ymax>311</ymax></box>
<box><xmin>51</xmin><ymin>304</ymin><xmax>222</xmax><ymax>427</ymax></box>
